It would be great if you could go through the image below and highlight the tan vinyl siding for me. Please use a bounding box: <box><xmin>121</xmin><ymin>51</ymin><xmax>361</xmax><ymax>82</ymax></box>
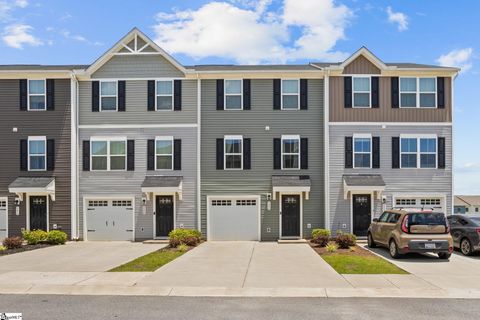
<box><xmin>343</xmin><ymin>56</ymin><xmax>381</xmax><ymax>74</ymax></box>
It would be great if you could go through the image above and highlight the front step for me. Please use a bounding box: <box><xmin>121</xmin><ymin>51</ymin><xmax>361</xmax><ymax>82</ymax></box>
<box><xmin>277</xmin><ymin>239</ymin><xmax>308</xmax><ymax>244</ymax></box>
<box><xmin>143</xmin><ymin>239</ymin><xmax>169</xmax><ymax>244</ymax></box>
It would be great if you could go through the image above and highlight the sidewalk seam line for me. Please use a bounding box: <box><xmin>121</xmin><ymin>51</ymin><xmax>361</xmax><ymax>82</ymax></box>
<box><xmin>241</xmin><ymin>242</ymin><xmax>256</xmax><ymax>288</ymax></box>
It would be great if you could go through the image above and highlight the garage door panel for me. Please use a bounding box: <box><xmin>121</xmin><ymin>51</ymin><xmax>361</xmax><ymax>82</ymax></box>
<box><xmin>394</xmin><ymin>197</ymin><xmax>444</xmax><ymax>212</ymax></box>
<box><xmin>86</xmin><ymin>199</ymin><xmax>133</xmax><ymax>241</ymax></box>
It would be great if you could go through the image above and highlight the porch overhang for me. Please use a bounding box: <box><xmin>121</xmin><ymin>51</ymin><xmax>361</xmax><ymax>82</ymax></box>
<box><xmin>343</xmin><ymin>175</ymin><xmax>385</xmax><ymax>200</ymax></box>
<box><xmin>141</xmin><ymin>176</ymin><xmax>183</xmax><ymax>200</ymax></box>
<box><xmin>272</xmin><ymin>175</ymin><xmax>311</xmax><ymax>200</ymax></box>
<box><xmin>8</xmin><ymin>177</ymin><xmax>56</xmax><ymax>201</ymax></box>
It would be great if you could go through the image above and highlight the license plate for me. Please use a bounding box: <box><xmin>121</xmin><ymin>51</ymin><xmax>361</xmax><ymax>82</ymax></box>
<box><xmin>425</xmin><ymin>243</ymin><xmax>436</xmax><ymax>249</ymax></box>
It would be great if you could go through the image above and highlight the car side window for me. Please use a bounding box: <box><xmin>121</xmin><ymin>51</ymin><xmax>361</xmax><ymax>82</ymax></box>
<box><xmin>459</xmin><ymin>218</ymin><xmax>469</xmax><ymax>226</ymax></box>
<box><xmin>447</xmin><ymin>216</ymin><xmax>458</xmax><ymax>225</ymax></box>
<box><xmin>379</xmin><ymin>212</ymin><xmax>390</xmax><ymax>222</ymax></box>
<box><xmin>387</xmin><ymin>213</ymin><xmax>400</xmax><ymax>224</ymax></box>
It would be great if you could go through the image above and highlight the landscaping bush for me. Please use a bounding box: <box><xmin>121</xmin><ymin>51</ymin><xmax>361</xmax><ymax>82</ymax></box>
<box><xmin>0</xmin><ymin>245</ymin><xmax>6</xmax><ymax>251</ymax></box>
<box><xmin>22</xmin><ymin>229</ymin><xmax>48</xmax><ymax>245</ymax></box>
<box><xmin>45</xmin><ymin>230</ymin><xmax>67</xmax><ymax>245</ymax></box>
<box><xmin>177</xmin><ymin>244</ymin><xmax>189</xmax><ymax>252</ymax></box>
<box><xmin>3</xmin><ymin>236</ymin><xmax>23</xmax><ymax>250</ymax></box>
<box><xmin>335</xmin><ymin>232</ymin><xmax>357</xmax><ymax>249</ymax></box>
<box><xmin>311</xmin><ymin>229</ymin><xmax>331</xmax><ymax>247</ymax></box>
<box><xmin>326</xmin><ymin>242</ymin><xmax>338</xmax><ymax>253</ymax></box>
<box><xmin>168</xmin><ymin>229</ymin><xmax>202</xmax><ymax>248</ymax></box>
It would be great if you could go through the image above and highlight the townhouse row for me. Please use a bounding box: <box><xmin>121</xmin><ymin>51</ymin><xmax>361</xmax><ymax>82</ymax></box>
<box><xmin>0</xmin><ymin>28</ymin><xmax>458</xmax><ymax>242</ymax></box>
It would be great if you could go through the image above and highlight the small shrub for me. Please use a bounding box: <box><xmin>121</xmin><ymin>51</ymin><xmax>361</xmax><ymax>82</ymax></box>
<box><xmin>335</xmin><ymin>232</ymin><xmax>357</xmax><ymax>249</ymax></box>
<box><xmin>311</xmin><ymin>229</ymin><xmax>330</xmax><ymax>239</ymax></box>
<box><xmin>168</xmin><ymin>229</ymin><xmax>202</xmax><ymax>248</ymax></box>
<box><xmin>311</xmin><ymin>229</ymin><xmax>331</xmax><ymax>247</ymax></box>
<box><xmin>3</xmin><ymin>236</ymin><xmax>23</xmax><ymax>250</ymax></box>
<box><xmin>177</xmin><ymin>244</ymin><xmax>189</xmax><ymax>252</ymax></box>
<box><xmin>45</xmin><ymin>230</ymin><xmax>67</xmax><ymax>245</ymax></box>
<box><xmin>22</xmin><ymin>229</ymin><xmax>48</xmax><ymax>245</ymax></box>
<box><xmin>326</xmin><ymin>242</ymin><xmax>338</xmax><ymax>253</ymax></box>
<box><xmin>0</xmin><ymin>245</ymin><xmax>6</xmax><ymax>251</ymax></box>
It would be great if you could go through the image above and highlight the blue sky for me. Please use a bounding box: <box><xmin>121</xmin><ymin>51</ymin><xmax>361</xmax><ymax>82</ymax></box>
<box><xmin>1</xmin><ymin>0</ymin><xmax>478</xmax><ymax>194</ymax></box>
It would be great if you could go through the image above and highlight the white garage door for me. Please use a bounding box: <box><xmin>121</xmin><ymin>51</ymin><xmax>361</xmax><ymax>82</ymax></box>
<box><xmin>0</xmin><ymin>199</ymin><xmax>7</xmax><ymax>240</ymax></box>
<box><xmin>395</xmin><ymin>197</ymin><xmax>445</xmax><ymax>212</ymax></box>
<box><xmin>86</xmin><ymin>199</ymin><xmax>134</xmax><ymax>241</ymax></box>
<box><xmin>209</xmin><ymin>197</ymin><xmax>259</xmax><ymax>241</ymax></box>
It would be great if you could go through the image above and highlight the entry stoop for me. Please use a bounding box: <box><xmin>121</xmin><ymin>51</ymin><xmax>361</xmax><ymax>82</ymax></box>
<box><xmin>143</xmin><ymin>239</ymin><xmax>169</xmax><ymax>244</ymax></box>
<box><xmin>277</xmin><ymin>239</ymin><xmax>308</xmax><ymax>244</ymax></box>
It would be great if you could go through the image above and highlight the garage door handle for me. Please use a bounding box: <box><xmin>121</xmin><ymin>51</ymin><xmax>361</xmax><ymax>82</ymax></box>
<box><xmin>87</xmin><ymin>230</ymin><xmax>95</xmax><ymax>232</ymax></box>
<box><xmin>0</xmin><ymin>228</ymin><xmax>6</xmax><ymax>231</ymax></box>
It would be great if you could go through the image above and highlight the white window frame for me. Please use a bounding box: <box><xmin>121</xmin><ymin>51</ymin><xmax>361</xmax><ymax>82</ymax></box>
<box><xmin>27</xmin><ymin>79</ymin><xmax>46</xmax><ymax>111</ymax></box>
<box><xmin>100</xmin><ymin>80</ymin><xmax>118</xmax><ymax>112</ymax></box>
<box><xmin>224</xmin><ymin>135</ymin><xmax>243</xmax><ymax>170</ymax></box>
<box><xmin>155</xmin><ymin>136</ymin><xmax>174</xmax><ymax>171</ymax></box>
<box><xmin>352</xmin><ymin>76</ymin><xmax>371</xmax><ymax>108</ymax></box>
<box><xmin>399</xmin><ymin>77</ymin><xmax>437</xmax><ymax>109</ymax></box>
<box><xmin>353</xmin><ymin>134</ymin><xmax>372</xmax><ymax>169</ymax></box>
<box><xmin>281</xmin><ymin>79</ymin><xmax>300</xmax><ymax>110</ymax></box>
<box><xmin>155</xmin><ymin>79</ymin><xmax>174</xmax><ymax>111</ymax></box>
<box><xmin>281</xmin><ymin>135</ymin><xmax>300</xmax><ymax>170</ymax></box>
<box><xmin>28</xmin><ymin>136</ymin><xmax>46</xmax><ymax>171</ymax></box>
<box><xmin>90</xmin><ymin>137</ymin><xmax>127</xmax><ymax>171</ymax></box>
<box><xmin>400</xmin><ymin>134</ymin><xmax>437</xmax><ymax>169</ymax></box>
<box><xmin>224</xmin><ymin>79</ymin><xmax>243</xmax><ymax>110</ymax></box>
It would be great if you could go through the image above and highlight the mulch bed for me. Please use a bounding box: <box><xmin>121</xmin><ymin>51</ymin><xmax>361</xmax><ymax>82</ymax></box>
<box><xmin>0</xmin><ymin>244</ymin><xmax>54</xmax><ymax>256</ymax></box>
<box><xmin>309</xmin><ymin>241</ymin><xmax>376</xmax><ymax>258</ymax></box>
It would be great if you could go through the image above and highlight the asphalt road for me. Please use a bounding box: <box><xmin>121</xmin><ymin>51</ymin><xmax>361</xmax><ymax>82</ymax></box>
<box><xmin>0</xmin><ymin>295</ymin><xmax>479</xmax><ymax>320</ymax></box>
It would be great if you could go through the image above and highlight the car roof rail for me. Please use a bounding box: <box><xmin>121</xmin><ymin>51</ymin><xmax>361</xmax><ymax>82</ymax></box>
<box><xmin>390</xmin><ymin>207</ymin><xmax>438</xmax><ymax>212</ymax></box>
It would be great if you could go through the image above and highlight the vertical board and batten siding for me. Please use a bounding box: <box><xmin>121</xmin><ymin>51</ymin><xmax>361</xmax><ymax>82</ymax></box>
<box><xmin>201</xmin><ymin>79</ymin><xmax>325</xmax><ymax>241</ymax></box>
<box><xmin>78</xmin><ymin>79</ymin><xmax>197</xmax><ymax>125</ymax></box>
<box><xmin>343</xmin><ymin>56</ymin><xmax>381</xmax><ymax>74</ymax></box>
<box><xmin>328</xmin><ymin>125</ymin><xmax>452</xmax><ymax>234</ymax></box>
<box><xmin>78</xmin><ymin>127</ymin><xmax>197</xmax><ymax>240</ymax></box>
<box><xmin>0</xmin><ymin>79</ymin><xmax>71</xmax><ymax>237</ymax></box>
<box><xmin>329</xmin><ymin>76</ymin><xmax>452</xmax><ymax>122</ymax></box>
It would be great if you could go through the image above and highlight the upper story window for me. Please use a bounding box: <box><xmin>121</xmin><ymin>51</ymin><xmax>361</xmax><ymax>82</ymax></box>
<box><xmin>224</xmin><ymin>80</ymin><xmax>243</xmax><ymax>110</ymax></box>
<box><xmin>156</xmin><ymin>137</ymin><xmax>173</xmax><ymax>170</ymax></box>
<box><xmin>281</xmin><ymin>135</ymin><xmax>300</xmax><ymax>169</ymax></box>
<box><xmin>400</xmin><ymin>135</ymin><xmax>437</xmax><ymax>169</ymax></box>
<box><xmin>353</xmin><ymin>135</ymin><xmax>371</xmax><ymax>168</ymax></box>
<box><xmin>100</xmin><ymin>81</ymin><xmax>117</xmax><ymax>111</ymax></box>
<box><xmin>91</xmin><ymin>138</ymin><xmax>126</xmax><ymax>171</ymax></box>
<box><xmin>281</xmin><ymin>80</ymin><xmax>299</xmax><ymax>110</ymax></box>
<box><xmin>352</xmin><ymin>77</ymin><xmax>370</xmax><ymax>108</ymax></box>
<box><xmin>28</xmin><ymin>80</ymin><xmax>46</xmax><ymax>110</ymax></box>
<box><xmin>400</xmin><ymin>77</ymin><xmax>436</xmax><ymax>108</ymax></box>
<box><xmin>156</xmin><ymin>80</ymin><xmax>173</xmax><ymax>111</ymax></box>
<box><xmin>224</xmin><ymin>135</ymin><xmax>243</xmax><ymax>170</ymax></box>
<box><xmin>28</xmin><ymin>136</ymin><xmax>46</xmax><ymax>171</ymax></box>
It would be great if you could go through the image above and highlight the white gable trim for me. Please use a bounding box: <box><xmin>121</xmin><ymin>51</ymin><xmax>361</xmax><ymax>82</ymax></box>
<box><xmin>329</xmin><ymin>47</ymin><xmax>395</xmax><ymax>71</ymax></box>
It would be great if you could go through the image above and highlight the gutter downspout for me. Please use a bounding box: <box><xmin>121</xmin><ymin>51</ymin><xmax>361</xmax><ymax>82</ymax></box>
<box><xmin>324</xmin><ymin>70</ymin><xmax>330</xmax><ymax>230</ymax></box>
<box><xmin>196</xmin><ymin>73</ymin><xmax>202</xmax><ymax>232</ymax></box>
<box><xmin>451</xmin><ymin>72</ymin><xmax>458</xmax><ymax>216</ymax></box>
<box><xmin>70</xmin><ymin>71</ymin><xmax>79</xmax><ymax>240</ymax></box>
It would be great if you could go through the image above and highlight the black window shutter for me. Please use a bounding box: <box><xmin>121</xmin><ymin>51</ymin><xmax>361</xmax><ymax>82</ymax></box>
<box><xmin>19</xmin><ymin>79</ymin><xmax>27</xmax><ymax>111</ymax></box>
<box><xmin>300</xmin><ymin>79</ymin><xmax>308</xmax><ymax>110</ymax></box>
<box><xmin>82</xmin><ymin>141</ymin><xmax>90</xmax><ymax>171</ymax></box>
<box><xmin>20</xmin><ymin>139</ymin><xmax>27</xmax><ymax>171</ymax></box>
<box><xmin>147</xmin><ymin>139</ymin><xmax>155</xmax><ymax>170</ymax></box>
<box><xmin>437</xmin><ymin>77</ymin><xmax>445</xmax><ymax>109</ymax></box>
<box><xmin>392</xmin><ymin>137</ymin><xmax>400</xmax><ymax>168</ymax></box>
<box><xmin>243</xmin><ymin>138</ymin><xmax>251</xmax><ymax>169</ymax></box>
<box><xmin>174</xmin><ymin>80</ymin><xmax>182</xmax><ymax>111</ymax></box>
<box><xmin>300</xmin><ymin>138</ymin><xmax>308</xmax><ymax>169</ymax></box>
<box><xmin>371</xmin><ymin>77</ymin><xmax>379</xmax><ymax>108</ymax></box>
<box><xmin>391</xmin><ymin>77</ymin><xmax>399</xmax><ymax>108</ymax></box>
<box><xmin>438</xmin><ymin>137</ymin><xmax>446</xmax><ymax>169</ymax></box>
<box><xmin>216</xmin><ymin>80</ymin><xmax>224</xmax><ymax>110</ymax></box>
<box><xmin>118</xmin><ymin>81</ymin><xmax>126</xmax><ymax>112</ymax></box>
<box><xmin>273</xmin><ymin>79</ymin><xmax>281</xmax><ymax>110</ymax></box>
<box><xmin>372</xmin><ymin>137</ymin><xmax>380</xmax><ymax>168</ymax></box>
<box><xmin>344</xmin><ymin>77</ymin><xmax>352</xmax><ymax>108</ymax></box>
<box><xmin>92</xmin><ymin>81</ymin><xmax>99</xmax><ymax>112</ymax></box>
<box><xmin>216</xmin><ymin>138</ymin><xmax>224</xmax><ymax>169</ymax></box>
<box><xmin>127</xmin><ymin>140</ymin><xmax>135</xmax><ymax>171</ymax></box>
<box><xmin>273</xmin><ymin>138</ymin><xmax>281</xmax><ymax>169</ymax></box>
<box><xmin>47</xmin><ymin>139</ymin><xmax>55</xmax><ymax>171</ymax></box>
<box><xmin>345</xmin><ymin>137</ymin><xmax>353</xmax><ymax>168</ymax></box>
<box><xmin>46</xmin><ymin>79</ymin><xmax>55</xmax><ymax>111</ymax></box>
<box><xmin>174</xmin><ymin>139</ymin><xmax>182</xmax><ymax>170</ymax></box>
<box><xmin>243</xmin><ymin>79</ymin><xmax>251</xmax><ymax>110</ymax></box>
<box><xmin>147</xmin><ymin>80</ymin><xmax>155</xmax><ymax>111</ymax></box>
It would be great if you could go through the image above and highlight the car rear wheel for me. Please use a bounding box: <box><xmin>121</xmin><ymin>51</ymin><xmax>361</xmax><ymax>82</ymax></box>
<box><xmin>389</xmin><ymin>240</ymin><xmax>401</xmax><ymax>259</ymax></box>
<box><xmin>438</xmin><ymin>252</ymin><xmax>451</xmax><ymax>260</ymax></box>
<box><xmin>367</xmin><ymin>233</ymin><xmax>376</xmax><ymax>248</ymax></box>
<box><xmin>460</xmin><ymin>238</ymin><xmax>473</xmax><ymax>256</ymax></box>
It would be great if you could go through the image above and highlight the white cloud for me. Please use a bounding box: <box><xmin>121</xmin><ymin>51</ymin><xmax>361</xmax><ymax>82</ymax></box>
<box><xmin>436</xmin><ymin>48</ymin><xmax>473</xmax><ymax>72</ymax></box>
<box><xmin>153</xmin><ymin>0</ymin><xmax>352</xmax><ymax>64</ymax></box>
<box><xmin>386</xmin><ymin>6</ymin><xmax>408</xmax><ymax>31</ymax></box>
<box><xmin>60</xmin><ymin>29</ymin><xmax>103</xmax><ymax>46</ymax></box>
<box><xmin>14</xmin><ymin>0</ymin><xmax>27</xmax><ymax>8</ymax></box>
<box><xmin>2</xmin><ymin>23</ymin><xmax>42</xmax><ymax>49</ymax></box>
<box><xmin>0</xmin><ymin>0</ymin><xmax>27</xmax><ymax>21</ymax></box>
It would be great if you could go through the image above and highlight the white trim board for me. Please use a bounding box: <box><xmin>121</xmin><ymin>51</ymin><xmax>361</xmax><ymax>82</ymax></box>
<box><xmin>0</xmin><ymin>197</ymin><xmax>8</xmax><ymax>239</ymax></box>
<box><xmin>329</xmin><ymin>122</ymin><xmax>452</xmax><ymax>126</ymax></box>
<box><xmin>79</xmin><ymin>124</ymin><xmax>198</xmax><ymax>129</ymax></box>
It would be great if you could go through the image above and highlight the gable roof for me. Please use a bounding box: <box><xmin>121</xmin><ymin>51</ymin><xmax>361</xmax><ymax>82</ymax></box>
<box><xmin>455</xmin><ymin>195</ymin><xmax>480</xmax><ymax>206</ymax></box>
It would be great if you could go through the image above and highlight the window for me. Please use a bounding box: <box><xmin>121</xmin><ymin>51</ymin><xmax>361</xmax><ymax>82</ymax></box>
<box><xmin>353</xmin><ymin>135</ymin><xmax>371</xmax><ymax>168</ymax></box>
<box><xmin>91</xmin><ymin>139</ymin><xmax>126</xmax><ymax>171</ymax></box>
<box><xmin>156</xmin><ymin>80</ymin><xmax>173</xmax><ymax>110</ymax></box>
<box><xmin>476</xmin><ymin>208</ymin><xmax>479</xmax><ymax>213</ymax></box>
<box><xmin>28</xmin><ymin>136</ymin><xmax>46</xmax><ymax>171</ymax></box>
<box><xmin>466</xmin><ymin>207</ymin><xmax>469</xmax><ymax>213</ymax></box>
<box><xmin>100</xmin><ymin>81</ymin><xmax>117</xmax><ymax>111</ymax></box>
<box><xmin>88</xmin><ymin>200</ymin><xmax>108</xmax><ymax>207</ymax></box>
<box><xmin>281</xmin><ymin>135</ymin><xmax>300</xmax><ymax>169</ymax></box>
<box><xmin>155</xmin><ymin>137</ymin><xmax>173</xmax><ymax>170</ymax></box>
<box><xmin>28</xmin><ymin>80</ymin><xmax>46</xmax><ymax>110</ymax></box>
<box><xmin>421</xmin><ymin>198</ymin><xmax>441</xmax><ymax>206</ymax></box>
<box><xmin>211</xmin><ymin>200</ymin><xmax>232</xmax><ymax>206</ymax></box>
<box><xmin>224</xmin><ymin>80</ymin><xmax>242</xmax><ymax>110</ymax></box>
<box><xmin>400</xmin><ymin>77</ymin><xmax>436</xmax><ymax>108</ymax></box>
<box><xmin>236</xmin><ymin>199</ymin><xmax>256</xmax><ymax>206</ymax></box>
<box><xmin>281</xmin><ymin>79</ymin><xmax>299</xmax><ymax>110</ymax></box>
<box><xmin>396</xmin><ymin>199</ymin><xmax>417</xmax><ymax>206</ymax></box>
<box><xmin>112</xmin><ymin>200</ymin><xmax>132</xmax><ymax>207</ymax></box>
<box><xmin>353</xmin><ymin>77</ymin><xmax>370</xmax><ymax>108</ymax></box>
<box><xmin>400</xmin><ymin>136</ymin><xmax>437</xmax><ymax>169</ymax></box>
<box><xmin>224</xmin><ymin>136</ymin><xmax>243</xmax><ymax>170</ymax></box>
<box><xmin>379</xmin><ymin>212</ymin><xmax>390</xmax><ymax>222</ymax></box>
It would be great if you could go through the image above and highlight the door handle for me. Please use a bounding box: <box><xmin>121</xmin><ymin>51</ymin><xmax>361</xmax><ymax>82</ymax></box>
<box><xmin>153</xmin><ymin>211</ymin><xmax>156</xmax><ymax>215</ymax></box>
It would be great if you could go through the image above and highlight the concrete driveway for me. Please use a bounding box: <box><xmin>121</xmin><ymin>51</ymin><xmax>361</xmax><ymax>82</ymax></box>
<box><xmin>0</xmin><ymin>241</ymin><xmax>165</xmax><ymax>272</ymax></box>
<box><xmin>137</xmin><ymin>241</ymin><xmax>351</xmax><ymax>288</ymax></box>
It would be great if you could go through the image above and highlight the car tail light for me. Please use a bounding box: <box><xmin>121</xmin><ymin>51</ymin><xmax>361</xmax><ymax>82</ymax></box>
<box><xmin>476</xmin><ymin>228</ymin><xmax>480</xmax><ymax>235</ymax></box>
<box><xmin>401</xmin><ymin>215</ymin><xmax>409</xmax><ymax>233</ymax></box>
<box><xmin>449</xmin><ymin>246</ymin><xmax>453</xmax><ymax>253</ymax></box>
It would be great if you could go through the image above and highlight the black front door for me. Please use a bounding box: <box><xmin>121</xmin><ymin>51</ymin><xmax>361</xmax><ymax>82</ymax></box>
<box><xmin>282</xmin><ymin>195</ymin><xmax>300</xmax><ymax>237</ymax></box>
<box><xmin>353</xmin><ymin>194</ymin><xmax>371</xmax><ymax>237</ymax></box>
<box><xmin>30</xmin><ymin>196</ymin><xmax>47</xmax><ymax>231</ymax></box>
<box><xmin>155</xmin><ymin>195</ymin><xmax>174</xmax><ymax>237</ymax></box>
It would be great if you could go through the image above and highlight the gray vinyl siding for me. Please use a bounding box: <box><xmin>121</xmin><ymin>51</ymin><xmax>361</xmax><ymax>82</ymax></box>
<box><xmin>328</xmin><ymin>124</ymin><xmax>453</xmax><ymax>235</ymax></box>
<box><xmin>78</xmin><ymin>79</ymin><xmax>197</xmax><ymax>125</ymax></box>
<box><xmin>201</xmin><ymin>79</ymin><xmax>325</xmax><ymax>241</ymax></box>
<box><xmin>91</xmin><ymin>55</ymin><xmax>184</xmax><ymax>78</ymax></box>
<box><xmin>78</xmin><ymin>127</ymin><xmax>197</xmax><ymax>240</ymax></box>
<box><xmin>0</xmin><ymin>79</ymin><xmax>71</xmax><ymax>237</ymax></box>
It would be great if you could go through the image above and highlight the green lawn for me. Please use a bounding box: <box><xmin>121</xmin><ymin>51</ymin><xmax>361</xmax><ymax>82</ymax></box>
<box><xmin>321</xmin><ymin>254</ymin><xmax>408</xmax><ymax>274</ymax></box>
<box><xmin>109</xmin><ymin>249</ymin><xmax>185</xmax><ymax>272</ymax></box>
